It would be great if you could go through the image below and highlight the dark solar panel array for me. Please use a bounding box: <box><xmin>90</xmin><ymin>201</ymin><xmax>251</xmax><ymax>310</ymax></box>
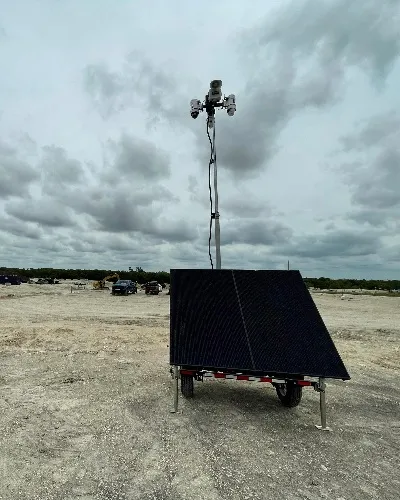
<box><xmin>170</xmin><ymin>269</ymin><xmax>350</xmax><ymax>380</ymax></box>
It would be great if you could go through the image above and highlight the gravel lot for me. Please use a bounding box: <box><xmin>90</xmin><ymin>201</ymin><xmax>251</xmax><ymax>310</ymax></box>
<box><xmin>0</xmin><ymin>283</ymin><xmax>399</xmax><ymax>499</ymax></box>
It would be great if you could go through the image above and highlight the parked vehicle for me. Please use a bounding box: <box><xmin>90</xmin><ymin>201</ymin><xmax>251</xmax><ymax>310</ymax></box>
<box><xmin>0</xmin><ymin>275</ymin><xmax>22</xmax><ymax>285</ymax></box>
<box><xmin>35</xmin><ymin>277</ymin><xmax>60</xmax><ymax>284</ymax></box>
<box><xmin>145</xmin><ymin>281</ymin><xmax>160</xmax><ymax>295</ymax></box>
<box><xmin>111</xmin><ymin>280</ymin><xmax>137</xmax><ymax>295</ymax></box>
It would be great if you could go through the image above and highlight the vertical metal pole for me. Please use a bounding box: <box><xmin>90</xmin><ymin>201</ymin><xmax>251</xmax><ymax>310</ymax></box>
<box><xmin>315</xmin><ymin>377</ymin><xmax>332</xmax><ymax>431</ymax></box>
<box><xmin>170</xmin><ymin>366</ymin><xmax>179</xmax><ymax>413</ymax></box>
<box><xmin>212</xmin><ymin>123</ymin><xmax>221</xmax><ymax>270</ymax></box>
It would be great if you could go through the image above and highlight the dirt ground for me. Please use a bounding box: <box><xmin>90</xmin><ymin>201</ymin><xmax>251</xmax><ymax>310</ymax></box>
<box><xmin>0</xmin><ymin>282</ymin><xmax>399</xmax><ymax>500</ymax></box>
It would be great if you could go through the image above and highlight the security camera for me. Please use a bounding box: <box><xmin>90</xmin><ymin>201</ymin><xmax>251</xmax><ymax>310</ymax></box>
<box><xmin>210</xmin><ymin>80</ymin><xmax>222</xmax><ymax>89</ymax></box>
<box><xmin>225</xmin><ymin>94</ymin><xmax>236</xmax><ymax>116</ymax></box>
<box><xmin>190</xmin><ymin>99</ymin><xmax>203</xmax><ymax>119</ymax></box>
<box><xmin>208</xmin><ymin>80</ymin><xmax>222</xmax><ymax>103</ymax></box>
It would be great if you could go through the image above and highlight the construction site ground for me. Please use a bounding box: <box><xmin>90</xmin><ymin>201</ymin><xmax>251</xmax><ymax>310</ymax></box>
<box><xmin>0</xmin><ymin>282</ymin><xmax>399</xmax><ymax>500</ymax></box>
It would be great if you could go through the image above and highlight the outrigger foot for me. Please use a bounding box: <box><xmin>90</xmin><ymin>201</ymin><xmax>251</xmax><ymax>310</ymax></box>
<box><xmin>315</xmin><ymin>378</ymin><xmax>332</xmax><ymax>432</ymax></box>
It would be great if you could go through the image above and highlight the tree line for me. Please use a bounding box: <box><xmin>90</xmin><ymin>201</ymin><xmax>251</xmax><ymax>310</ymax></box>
<box><xmin>304</xmin><ymin>277</ymin><xmax>400</xmax><ymax>291</ymax></box>
<box><xmin>1</xmin><ymin>267</ymin><xmax>400</xmax><ymax>291</ymax></box>
<box><xmin>0</xmin><ymin>267</ymin><xmax>170</xmax><ymax>285</ymax></box>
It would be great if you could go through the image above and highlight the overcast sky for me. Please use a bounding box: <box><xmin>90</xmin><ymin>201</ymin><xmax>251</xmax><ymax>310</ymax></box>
<box><xmin>1</xmin><ymin>0</ymin><xmax>400</xmax><ymax>279</ymax></box>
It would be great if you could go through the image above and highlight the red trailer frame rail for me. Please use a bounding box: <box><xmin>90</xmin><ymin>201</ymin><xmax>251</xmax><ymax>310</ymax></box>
<box><xmin>180</xmin><ymin>369</ymin><xmax>317</xmax><ymax>387</ymax></box>
<box><xmin>170</xmin><ymin>366</ymin><xmax>334</xmax><ymax>431</ymax></box>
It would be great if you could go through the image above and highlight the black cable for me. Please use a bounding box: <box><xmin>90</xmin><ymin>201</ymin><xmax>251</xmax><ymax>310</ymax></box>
<box><xmin>206</xmin><ymin>115</ymin><xmax>214</xmax><ymax>269</ymax></box>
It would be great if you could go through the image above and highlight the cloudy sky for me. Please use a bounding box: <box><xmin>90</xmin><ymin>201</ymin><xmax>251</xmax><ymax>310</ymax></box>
<box><xmin>1</xmin><ymin>0</ymin><xmax>400</xmax><ymax>278</ymax></box>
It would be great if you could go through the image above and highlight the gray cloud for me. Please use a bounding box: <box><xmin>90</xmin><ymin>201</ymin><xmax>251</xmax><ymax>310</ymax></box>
<box><xmin>0</xmin><ymin>215</ymin><xmax>43</xmax><ymax>240</ymax></box>
<box><xmin>382</xmin><ymin>241</ymin><xmax>400</xmax><ymax>263</ymax></box>
<box><xmin>349</xmin><ymin>209</ymin><xmax>399</xmax><ymax>229</ymax></box>
<box><xmin>211</xmin><ymin>0</ymin><xmax>400</xmax><ymax>177</ymax></box>
<box><xmin>167</xmin><ymin>242</ymin><xmax>205</xmax><ymax>262</ymax></box>
<box><xmin>68</xmin><ymin>240</ymin><xmax>109</xmax><ymax>254</ymax></box>
<box><xmin>279</xmin><ymin>229</ymin><xmax>383</xmax><ymax>259</ymax></box>
<box><xmin>105</xmin><ymin>235</ymin><xmax>152</xmax><ymax>253</ymax></box>
<box><xmin>0</xmin><ymin>140</ymin><xmax>39</xmax><ymax>198</ymax></box>
<box><xmin>83</xmin><ymin>51</ymin><xmax>187</xmax><ymax>125</ymax></box>
<box><xmin>105</xmin><ymin>133</ymin><xmax>171</xmax><ymax>182</ymax></box>
<box><xmin>28</xmin><ymin>131</ymin><xmax>189</xmax><ymax>241</ymax></box>
<box><xmin>153</xmin><ymin>221</ymin><xmax>198</xmax><ymax>243</ymax></box>
<box><xmin>243</xmin><ymin>0</ymin><xmax>400</xmax><ymax>79</ymax></box>
<box><xmin>1</xmin><ymin>189</ymin><xmax>196</xmax><ymax>268</ymax></box>
<box><xmin>5</xmin><ymin>196</ymin><xmax>75</xmax><ymax>228</ymax></box>
<box><xmin>222</xmin><ymin>218</ymin><xmax>292</xmax><ymax>246</ymax></box>
<box><xmin>188</xmin><ymin>175</ymin><xmax>198</xmax><ymax>196</ymax></box>
<box><xmin>128</xmin><ymin>185</ymin><xmax>177</xmax><ymax>206</ymax></box>
<box><xmin>55</xmin><ymin>182</ymin><xmax>195</xmax><ymax>243</ymax></box>
<box><xmin>85</xmin><ymin>1</ymin><xmax>400</xmax><ymax>179</ymax></box>
<box><xmin>0</xmin><ymin>128</ymin><xmax>193</xmax><ymax>246</ymax></box>
<box><xmin>187</xmin><ymin>178</ymin><xmax>271</xmax><ymax>219</ymax></box>
<box><xmin>67</xmin><ymin>188</ymin><xmax>154</xmax><ymax>232</ymax></box>
<box><xmin>84</xmin><ymin>63</ymin><xmax>124</xmax><ymax>118</ymax></box>
<box><xmin>352</xmin><ymin>149</ymin><xmax>400</xmax><ymax>210</ymax></box>
<box><xmin>340</xmin><ymin>111</ymin><xmax>400</xmax><ymax>152</ymax></box>
<box><xmin>338</xmin><ymin>111</ymin><xmax>400</xmax><ymax>227</ymax></box>
<box><xmin>34</xmin><ymin>238</ymin><xmax>70</xmax><ymax>253</ymax></box>
<box><xmin>224</xmin><ymin>197</ymin><xmax>270</xmax><ymax>218</ymax></box>
<box><xmin>66</xmin><ymin>232</ymin><xmax>154</xmax><ymax>255</ymax></box>
<box><xmin>39</xmin><ymin>145</ymin><xmax>86</xmax><ymax>196</ymax></box>
<box><xmin>53</xmin><ymin>133</ymin><xmax>190</xmax><ymax>241</ymax></box>
<box><xmin>2</xmin><ymin>2</ymin><xmax>400</xmax><ymax>277</ymax></box>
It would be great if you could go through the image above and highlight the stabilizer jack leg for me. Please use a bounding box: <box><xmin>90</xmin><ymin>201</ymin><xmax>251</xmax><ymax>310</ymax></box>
<box><xmin>170</xmin><ymin>366</ymin><xmax>179</xmax><ymax>413</ymax></box>
<box><xmin>315</xmin><ymin>377</ymin><xmax>332</xmax><ymax>431</ymax></box>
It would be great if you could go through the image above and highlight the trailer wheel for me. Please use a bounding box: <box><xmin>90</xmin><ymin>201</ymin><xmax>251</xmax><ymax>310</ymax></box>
<box><xmin>275</xmin><ymin>382</ymin><xmax>302</xmax><ymax>408</ymax></box>
<box><xmin>181</xmin><ymin>375</ymin><xmax>194</xmax><ymax>398</ymax></box>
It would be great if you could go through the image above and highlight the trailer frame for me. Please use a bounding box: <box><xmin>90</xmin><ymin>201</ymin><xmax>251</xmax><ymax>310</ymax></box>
<box><xmin>170</xmin><ymin>366</ymin><xmax>333</xmax><ymax>431</ymax></box>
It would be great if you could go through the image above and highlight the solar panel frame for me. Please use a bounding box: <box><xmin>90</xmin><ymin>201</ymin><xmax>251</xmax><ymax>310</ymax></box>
<box><xmin>169</xmin><ymin>269</ymin><xmax>350</xmax><ymax>380</ymax></box>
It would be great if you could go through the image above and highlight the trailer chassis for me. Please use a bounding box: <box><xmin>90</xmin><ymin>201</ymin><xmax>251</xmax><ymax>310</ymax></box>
<box><xmin>170</xmin><ymin>366</ymin><xmax>332</xmax><ymax>431</ymax></box>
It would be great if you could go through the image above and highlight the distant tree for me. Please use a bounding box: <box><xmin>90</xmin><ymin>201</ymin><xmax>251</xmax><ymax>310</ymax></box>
<box><xmin>3</xmin><ymin>267</ymin><xmax>396</xmax><ymax>291</ymax></box>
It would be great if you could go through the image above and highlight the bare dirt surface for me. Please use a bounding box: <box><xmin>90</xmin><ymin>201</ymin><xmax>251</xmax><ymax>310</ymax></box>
<box><xmin>0</xmin><ymin>283</ymin><xmax>399</xmax><ymax>499</ymax></box>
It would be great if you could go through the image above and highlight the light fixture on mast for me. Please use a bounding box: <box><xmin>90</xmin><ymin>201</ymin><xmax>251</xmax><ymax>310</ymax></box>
<box><xmin>189</xmin><ymin>80</ymin><xmax>237</xmax><ymax>270</ymax></box>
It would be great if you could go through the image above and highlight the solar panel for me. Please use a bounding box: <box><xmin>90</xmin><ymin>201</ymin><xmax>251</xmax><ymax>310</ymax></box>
<box><xmin>170</xmin><ymin>269</ymin><xmax>350</xmax><ymax>380</ymax></box>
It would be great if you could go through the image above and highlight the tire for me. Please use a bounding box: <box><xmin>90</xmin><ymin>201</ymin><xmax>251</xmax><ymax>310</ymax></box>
<box><xmin>111</xmin><ymin>291</ymin><xmax>115</xmax><ymax>295</ymax></box>
<box><xmin>275</xmin><ymin>382</ymin><xmax>302</xmax><ymax>408</ymax></box>
<box><xmin>181</xmin><ymin>375</ymin><xmax>194</xmax><ymax>398</ymax></box>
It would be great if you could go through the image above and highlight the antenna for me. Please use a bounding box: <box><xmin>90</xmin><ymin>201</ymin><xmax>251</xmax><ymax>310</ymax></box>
<box><xmin>190</xmin><ymin>81</ymin><xmax>237</xmax><ymax>270</ymax></box>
